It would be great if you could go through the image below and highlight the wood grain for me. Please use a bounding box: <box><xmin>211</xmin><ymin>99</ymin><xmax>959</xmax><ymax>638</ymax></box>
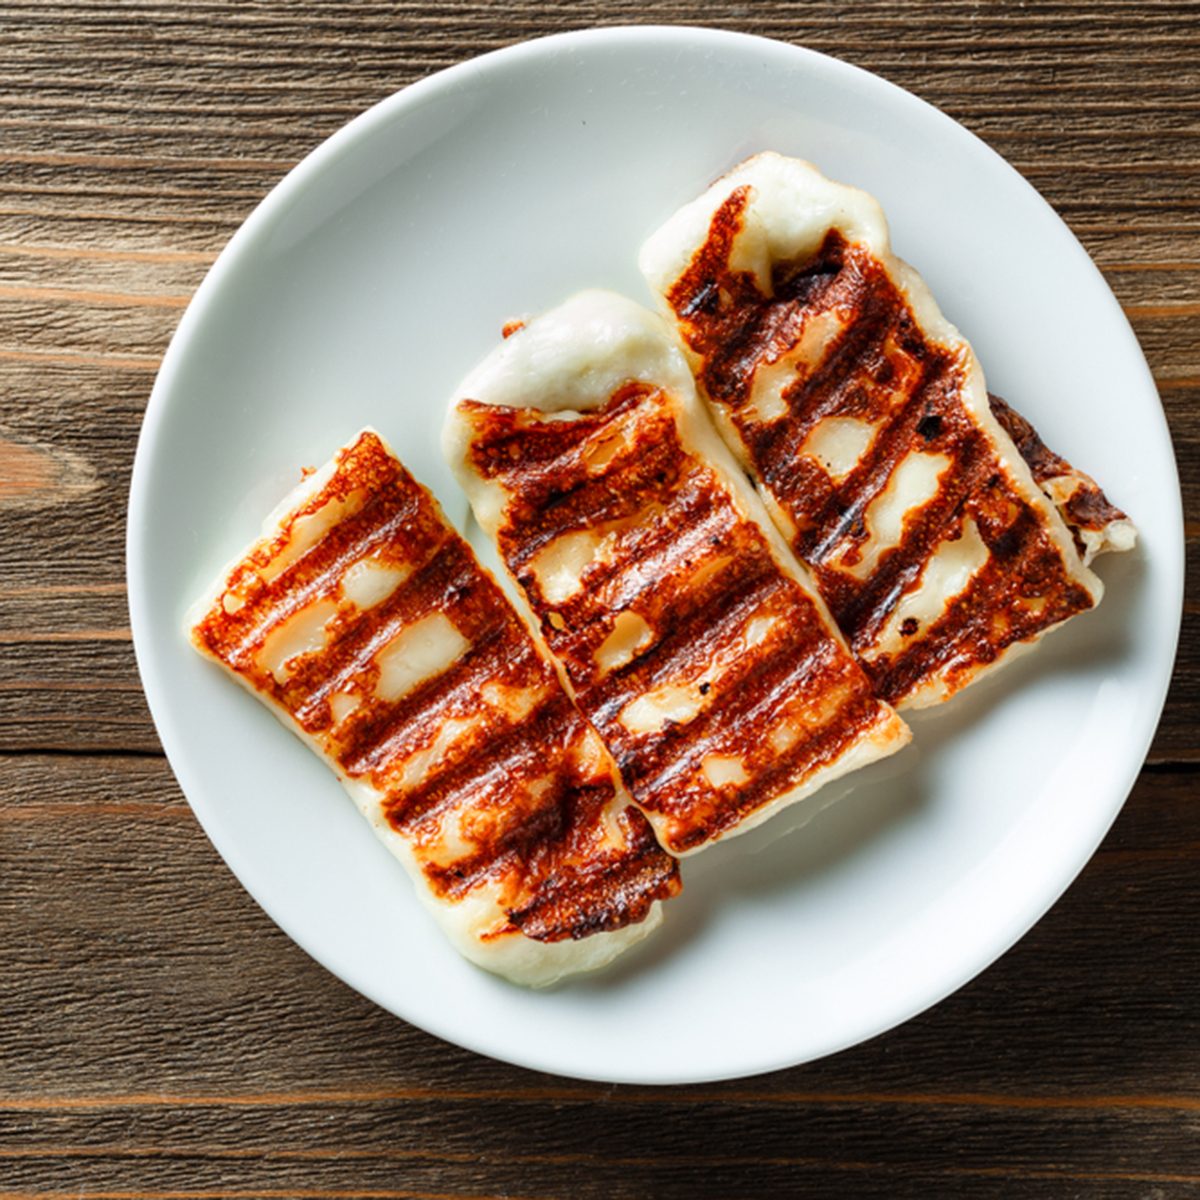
<box><xmin>1</xmin><ymin>2</ymin><xmax>1197</xmax><ymax>1197</ymax></box>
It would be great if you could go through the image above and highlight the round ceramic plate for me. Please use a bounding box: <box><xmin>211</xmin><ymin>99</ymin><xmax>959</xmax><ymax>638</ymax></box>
<box><xmin>127</xmin><ymin>26</ymin><xmax>1182</xmax><ymax>1084</ymax></box>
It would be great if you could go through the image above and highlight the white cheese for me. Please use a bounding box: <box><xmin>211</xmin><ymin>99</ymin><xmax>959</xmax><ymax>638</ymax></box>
<box><xmin>374</xmin><ymin>612</ymin><xmax>469</xmax><ymax>704</ymax></box>
<box><xmin>257</xmin><ymin>599</ymin><xmax>338</xmax><ymax>683</ymax></box>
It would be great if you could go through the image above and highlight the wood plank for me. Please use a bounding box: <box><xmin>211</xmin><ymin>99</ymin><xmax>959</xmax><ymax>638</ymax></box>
<box><xmin>0</xmin><ymin>206</ymin><xmax>243</xmax><ymax>255</ymax></box>
<box><xmin>0</xmin><ymin>1141</ymin><xmax>1194</xmax><ymax>1199</ymax></box>
<box><xmin>0</xmin><ymin>245</ymin><xmax>212</xmax><ymax>298</ymax></box>
<box><xmin>2</xmin><ymin>11</ymin><xmax>1197</xmax><ymax>61</ymax></box>
<box><xmin>0</xmin><ymin>295</ymin><xmax>183</xmax><ymax>358</ymax></box>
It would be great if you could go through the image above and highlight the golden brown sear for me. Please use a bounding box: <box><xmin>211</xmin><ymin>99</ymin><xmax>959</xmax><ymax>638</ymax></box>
<box><xmin>458</xmin><ymin>381</ymin><xmax>906</xmax><ymax>855</ymax></box>
<box><xmin>663</xmin><ymin>193</ymin><xmax>1100</xmax><ymax>707</ymax></box>
<box><xmin>190</xmin><ymin>431</ymin><xmax>679</xmax><ymax>975</ymax></box>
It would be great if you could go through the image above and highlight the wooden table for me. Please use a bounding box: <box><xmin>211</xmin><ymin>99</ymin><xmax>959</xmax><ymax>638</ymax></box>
<box><xmin>2</xmin><ymin>4</ymin><xmax>1197</xmax><ymax>1196</ymax></box>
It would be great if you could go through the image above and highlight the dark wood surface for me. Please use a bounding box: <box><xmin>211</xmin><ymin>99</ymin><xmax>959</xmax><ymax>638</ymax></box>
<box><xmin>1</xmin><ymin>3</ymin><xmax>1197</xmax><ymax>1197</ymax></box>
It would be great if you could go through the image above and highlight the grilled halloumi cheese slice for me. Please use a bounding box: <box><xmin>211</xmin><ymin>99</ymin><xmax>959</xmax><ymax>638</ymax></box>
<box><xmin>188</xmin><ymin>429</ymin><xmax>680</xmax><ymax>987</ymax></box>
<box><xmin>641</xmin><ymin>153</ymin><xmax>1131</xmax><ymax>709</ymax></box>
<box><xmin>445</xmin><ymin>291</ymin><xmax>910</xmax><ymax>856</ymax></box>
<box><xmin>986</xmin><ymin>393</ymin><xmax>1136</xmax><ymax>567</ymax></box>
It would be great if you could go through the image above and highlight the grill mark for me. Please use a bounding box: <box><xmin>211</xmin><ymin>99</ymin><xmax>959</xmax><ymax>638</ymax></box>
<box><xmin>469</xmin><ymin>392</ymin><xmax>750</xmax><ymax>663</ymax></box>
<box><xmin>426</xmin><ymin>781</ymin><xmax>594</xmax><ymax>904</ymax></box>
<box><xmin>579</xmin><ymin>551</ymin><xmax>784</xmax><ymax>728</ymax></box>
<box><xmin>269</xmin><ymin>486</ymin><xmax>437</xmax><ymax>614</ymax></box>
<box><xmin>798</xmin><ymin>362</ymin><xmax>953</xmax><ymax>567</ymax></box>
<box><xmin>671</xmin><ymin>697</ymin><xmax>881</xmax><ymax>851</ymax></box>
<box><xmin>195</xmin><ymin>479</ymin><xmax>441</xmax><ymax>671</ymax></box>
<box><xmin>336</xmin><ymin>617</ymin><xmax>531</xmax><ymax>782</ymax></box>
<box><xmin>529</xmin><ymin>473</ymin><xmax>741</xmax><ymax>685</ymax></box>
<box><xmin>666</xmin><ymin>209</ymin><xmax>1100</xmax><ymax>705</ymax></box>
<box><xmin>462</xmin><ymin>388</ymin><xmax>683</xmax><ymax>568</ymax></box>
<box><xmin>462</xmin><ymin>387</ymin><xmax>902</xmax><ymax>851</ymax></box>
<box><xmin>870</xmin><ymin>508</ymin><xmax>1096</xmax><ymax>703</ymax></box>
<box><xmin>287</xmin><ymin>534</ymin><xmax>469</xmax><ymax>728</ymax></box>
<box><xmin>502</xmin><ymin>808</ymin><xmax>672</xmax><ymax>940</ymax></box>
<box><xmin>383</xmin><ymin>688</ymin><xmax>577</xmax><ymax>837</ymax></box>
<box><xmin>633</xmin><ymin>640</ymin><xmax>878</xmax><ymax>851</ymax></box>
<box><xmin>729</xmin><ymin>263</ymin><xmax>922</xmax><ymax>546</ymax></box>
<box><xmin>561</xmin><ymin>470</ymin><xmax>736</xmax><ymax>621</ymax></box>
<box><xmin>665</xmin><ymin>187</ymin><xmax>852</xmax><ymax>412</ymax></box>
<box><xmin>422</xmin><ymin>741</ymin><xmax>613</xmax><ymax>904</ymax></box>
<box><xmin>808</xmin><ymin>385</ymin><xmax>994</xmax><ymax>649</ymax></box>
<box><xmin>460</xmin><ymin>386</ymin><xmax>646</xmax><ymax>477</ymax></box>
<box><xmin>629</xmin><ymin>627</ymin><xmax>834</xmax><ymax>802</ymax></box>
<box><xmin>464</xmin><ymin>403</ymin><xmax>781</xmax><ymax>695</ymax></box>
<box><xmin>758</xmin><ymin>267</ymin><xmax>904</xmax><ymax>470</ymax></box>
<box><xmin>219</xmin><ymin>533</ymin><xmax>504</xmax><ymax>743</ymax></box>
<box><xmin>191</xmin><ymin>431</ymin><xmax>679</xmax><ymax>943</ymax></box>
<box><xmin>626</xmin><ymin>607</ymin><xmax>841</xmax><ymax>797</ymax></box>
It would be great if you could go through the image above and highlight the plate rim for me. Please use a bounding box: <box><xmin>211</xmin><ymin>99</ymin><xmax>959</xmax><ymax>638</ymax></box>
<box><xmin>126</xmin><ymin>23</ymin><xmax>1185</xmax><ymax>1084</ymax></box>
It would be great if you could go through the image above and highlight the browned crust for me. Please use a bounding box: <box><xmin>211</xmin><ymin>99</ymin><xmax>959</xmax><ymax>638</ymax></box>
<box><xmin>459</xmin><ymin>384</ymin><xmax>901</xmax><ymax>854</ymax></box>
<box><xmin>191</xmin><ymin>431</ymin><xmax>679</xmax><ymax>942</ymax></box>
<box><xmin>987</xmin><ymin>392</ymin><xmax>1129</xmax><ymax>543</ymax></box>
<box><xmin>664</xmin><ymin>196</ymin><xmax>1098</xmax><ymax>706</ymax></box>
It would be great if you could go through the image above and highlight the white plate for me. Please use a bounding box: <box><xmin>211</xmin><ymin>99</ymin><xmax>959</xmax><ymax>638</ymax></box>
<box><xmin>127</xmin><ymin>26</ymin><xmax>1183</xmax><ymax>1084</ymax></box>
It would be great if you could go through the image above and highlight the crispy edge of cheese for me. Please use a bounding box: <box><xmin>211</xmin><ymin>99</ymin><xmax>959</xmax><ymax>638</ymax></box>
<box><xmin>986</xmin><ymin>395</ymin><xmax>1137</xmax><ymax>567</ymax></box>
<box><xmin>1048</xmin><ymin>480</ymin><xmax>1138</xmax><ymax>565</ymax></box>
<box><xmin>443</xmin><ymin>292</ymin><xmax>911</xmax><ymax>855</ymax></box>
<box><xmin>185</xmin><ymin>427</ymin><xmax>666</xmax><ymax>988</ymax></box>
<box><xmin>639</xmin><ymin>152</ymin><xmax>1113</xmax><ymax>709</ymax></box>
